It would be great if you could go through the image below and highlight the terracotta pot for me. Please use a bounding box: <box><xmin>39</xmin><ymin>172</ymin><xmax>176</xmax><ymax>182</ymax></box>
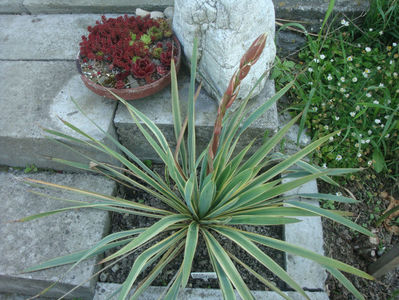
<box><xmin>76</xmin><ymin>36</ymin><xmax>181</xmax><ymax>101</ymax></box>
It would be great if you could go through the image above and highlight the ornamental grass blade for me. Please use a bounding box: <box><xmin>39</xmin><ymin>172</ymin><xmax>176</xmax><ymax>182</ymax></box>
<box><xmin>214</xmin><ymin>226</ymin><xmax>310</xmax><ymax>300</ymax></box>
<box><xmin>163</xmin><ymin>266</ymin><xmax>183</xmax><ymax>300</ymax></box>
<box><xmin>187</xmin><ymin>37</ymin><xmax>199</xmax><ymax>173</ymax></box>
<box><xmin>227</xmin><ymin>206</ymin><xmax>317</xmax><ymax>217</ymax></box>
<box><xmin>208</xmin><ymin>250</ymin><xmax>236</xmax><ymax>300</ymax></box>
<box><xmin>23</xmin><ymin>238</ymin><xmax>133</xmax><ymax>273</ymax></box>
<box><xmin>170</xmin><ymin>58</ymin><xmax>188</xmax><ymax>174</ymax></box>
<box><xmin>181</xmin><ymin>222</ymin><xmax>199</xmax><ymax>288</ymax></box>
<box><xmin>241</xmin><ymin>230</ymin><xmax>374</xmax><ymax>280</ymax></box>
<box><xmin>325</xmin><ymin>266</ymin><xmax>365</xmax><ymax>300</ymax></box>
<box><xmin>198</xmin><ymin>178</ymin><xmax>216</xmax><ymax>218</ymax></box>
<box><xmin>131</xmin><ymin>242</ymin><xmax>184</xmax><ymax>300</ymax></box>
<box><xmin>239</xmin><ymin>113</ymin><xmax>302</xmax><ymax>172</ymax></box>
<box><xmin>101</xmin><ymin>214</ymin><xmax>189</xmax><ymax>264</ymax></box>
<box><xmin>203</xmin><ymin>229</ymin><xmax>255</xmax><ymax>300</ymax></box>
<box><xmin>298</xmin><ymin>193</ymin><xmax>359</xmax><ymax>203</ymax></box>
<box><xmin>247</xmin><ymin>131</ymin><xmax>339</xmax><ymax>190</ymax></box>
<box><xmin>118</xmin><ymin>230</ymin><xmax>186</xmax><ymax>300</ymax></box>
<box><xmin>226</xmin><ymin>215</ymin><xmax>301</xmax><ymax>225</ymax></box>
<box><xmin>227</xmin><ymin>251</ymin><xmax>291</xmax><ymax>300</ymax></box>
<box><xmin>286</xmin><ymin>200</ymin><xmax>373</xmax><ymax>236</ymax></box>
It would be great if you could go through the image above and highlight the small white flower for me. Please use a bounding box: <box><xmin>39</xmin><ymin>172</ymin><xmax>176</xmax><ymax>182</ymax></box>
<box><xmin>366</xmin><ymin>92</ymin><xmax>372</xmax><ymax>98</ymax></box>
<box><xmin>347</xmin><ymin>56</ymin><xmax>353</xmax><ymax>61</ymax></box>
<box><xmin>377</xmin><ymin>66</ymin><xmax>381</xmax><ymax>70</ymax></box>
<box><xmin>364</xmin><ymin>68</ymin><xmax>371</xmax><ymax>74</ymax></box>
<box><xmin>369</xmin><ymin>28</ymin><xmax>373</xmax><ymax>32</ymax></box>
<box><xmin>365</xmin><ymin>47</ymin><xmax>371</xmax><ymax>52</ymax></box>
<box><xmin>359</xmin><ymin>134</ymin><xmax>362</xmax><ymax>138</ymax></box>
<box><xmin>345</xmin><ymin>94</ymin><xmax>350</xmax><ymax>98</ymax></box>
<box><xmin>335</xmin><ymin>116</ymin><xmax>340</xmax><ymax>121</ymax></box>
<box><xmin>324</xmin><ymin>125</ymin><xmax>329</xmax><ymax>130</ymax></box>
<box><xmin>322</xmin><ymin>163</ymin><xmax>327</xmax><ymax>169</ymax></box>
<box><xmin>390</xmin><ymin>60</ymin><xmax>393</xmax><ymax>65</ymax></box>
<box><xmin>357</xmin><ymin>153</ymin><xmax>362</xmax><ymax>157</ymax></box>
<box><xmin>362</xmin><ymin>72</ymin><xmax>369</xmax><ymax>78</ymax></box>
<box><xmin>352</xmin><ymin>132</ymin><xmax>356</xmax><ymax>137</ymax></box>
<box><xmin>308</xmin><ymin>67</ymin><xmax>313</xmax><ymax>72</ymax></box>
<box><xmin>340</xmin><ymin>87</ymin><xmax>346</xmax><ymax>92</ymax></box>
<box><xmin>388</xmin><ymin>99</ymin><xmax>392</xmax><ymax>104</ymax></box>
<box><xmin>368</xmin><ymin>160</ymin><xmax>373</xmax><ymax>166</ymax></box>
<box><xmin>320</xmin><ymin>54</ymin><xmax>326</xmax><ymax>60</ymax></box>
<box><xmin>385</xmin><ymin>115</ymin><xmax>390</xmax><ymax>119</ymax></box>
<box><xmin>313</xmin><ymin>58</ymin><xmax>320</xmax><ymax>63</ymax></box>
<box><xmin>385</xmin><ymin>134</ymin><xmax>390</xmax><ymax>138</ymax></box>
<box><xmin>379</xmin><ymin>83</ymin><xmax>384</xmax><ymax>88</ymax></box>
<box><xmin>366</xmin><ymin>139</ymin><xmax>370</xmax><ymax>143</ymax></box>
<box><xmin>312</xmin><ymin>107</ymin><xmax>318</xmax><ymax>112</ymax></box>
<box><xmin>361</xmin><ymin>139</ymin><xmax>365</xmax><ymax>144</ymax></box>
<box><xmin>309</xmin><ymin>82</ymin><xmax>313</xmax><ymax>85</ymax></box>
<box><xmin>381</xmin><ymin>124</ymin><xmax>385</xmax><ymax>128</ymax></box>
<box><xmin>375</xmin><ymin>119</ymin><xmax>381</xmax><ymax>124</ymax></box>
<box><xmin>394</xmin><ymin>72</ymin><xmax>398</xmax><ymax>78</ymax></box>
<box><xmin>336</xmin><ymin>155</ymin><xmax>342</xmax><ymax>161</ymax></box>
<box><xmin>393</xmin><ymin>42</ymin><xmax>398</xmax><ymax>47</ymax></box>
<box><xmin>350</xmin><ymin>111</ymin><xmax>356</xmax><ymax>117</ymax></box>
<box><xmin>341</xmin><ymin>19</ymin><xmax>349</xmax><ymax>26</ymax></box>
<box><xmin>355</xmin><ymin>143</ymin><xmax>360</xmax><ymax>147</ymax></box>
<box><xmin>340</xmin><ymin>77</ymin><xmax>345</xmax><ymax>82</ymax></box>
<box><xmin>356</xmin><ymin>105</ymin><xmax>360</xmax><ymax>111</ymax></box>
<box><xmin>336</xmin><ymin>192</ymin><xmax>343</xmax><ymax>196</ymax></box>
<box><xmin>373</xmin><ymin>100</ymin><xmax>379</xmax><ymax>104</ymax></box>
<box><xmin>330</xmin><ymin>58</ymin><xmax>334</xmax><ymax>62</ymax></box>
<box><xmin>368</xmin><ymin>130</ymin><xmax>372</xmax><ymax>135</ymax></box>
<box><xmin>337</xmin><ymin>131</ymin><xmax>341</xmax><ymax>136</ymax></box>
<box><xmin>327</xmin><ymin>74</ymin><xmax>333</xmax><ymax>81</ymax></box>
<box><xmin>338</xmin><ymin>82</ymin><xmax>341</xmax><ymax>86</ymax></box>
<box><xmin>379</xmin><ymin>31</ymin><xmax>384</xmax><ymax>35</ymax></box>
<box><xmin>352</xmin><ymin>77</ymin><xmax>358</xmax><ymax>82</ymax></box>
<box><xmin>329</xmin><ymin>136</ymin><xmax>334</xmax><ymax>142</ymax></box>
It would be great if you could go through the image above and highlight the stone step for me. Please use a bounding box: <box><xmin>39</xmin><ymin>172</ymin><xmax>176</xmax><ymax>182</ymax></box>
<box><xmin>0</xmin><ymin>14</ymin><xmax>277</xmax><ymax>169</ymax></box>
<box><xmin>114</xmin><ymin>69</ymin><xmax>278</xmax><ymax>163</ymax></box>
<box><xmin>0</xmin><ymin>0</ymin><xmax>368</xmax><ymax>24</ymax></box>
<box><xmin>0</xmin><ymin>170</ymin><xmax>116</xmax><ymax>299</ymax></box>
<box><xmin>94</xmin><ymin>283</ymin><xmax>329</xmax><ymax>299</ymax></box>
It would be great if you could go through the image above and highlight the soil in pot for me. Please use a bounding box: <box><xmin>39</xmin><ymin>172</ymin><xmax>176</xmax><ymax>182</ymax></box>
<box><xmin>99</xmin><ymin>164</ymin><xmax>286</xmax><ymax>291</ymax></box>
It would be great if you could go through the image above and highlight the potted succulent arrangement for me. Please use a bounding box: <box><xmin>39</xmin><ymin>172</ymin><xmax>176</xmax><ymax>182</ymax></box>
<box><xmin>77</xmin><ymin>14</ymin><xmax>181</xmax><ymax>100</ymax></box>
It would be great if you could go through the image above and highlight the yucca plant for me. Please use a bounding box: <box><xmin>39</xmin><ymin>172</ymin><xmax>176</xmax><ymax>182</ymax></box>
<box><xmin>21</xmin><ymin>33</ymin><xmax>374</xmax><ymax>300</ymax></box>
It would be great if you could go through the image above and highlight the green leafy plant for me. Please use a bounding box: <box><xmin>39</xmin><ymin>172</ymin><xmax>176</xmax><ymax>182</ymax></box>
<box><xmin>20</xmin><ymin>34</ymin><xmax>374</xmax><ymax>300</ymax></box>
<box><xmin>273</xmin><ymin>10</ymin><xmax>399</xmax><ymax>176</ymax></box>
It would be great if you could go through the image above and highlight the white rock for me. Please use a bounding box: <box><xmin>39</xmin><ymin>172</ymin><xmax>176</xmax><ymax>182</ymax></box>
<box><xmin>136</xmin><ymin>8</ymin><xmax>150</xmax><ymax>17</ymax></box>
<box><xmin>163</xmin><ymin>7</ymin><xmax>174</xmax><ymax>20</ymax></box>
<box><xmin>150</xmin><ymin>11</ymin><xmax>165</xmax><ymax>19</ymax></box>
<box><xmin>173</xmin><ymin>0</ymin><xmax>276</xmax><ymax>100</ymax></box>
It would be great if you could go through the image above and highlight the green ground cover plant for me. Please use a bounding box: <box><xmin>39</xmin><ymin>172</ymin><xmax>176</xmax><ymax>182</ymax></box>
<box><xmin>273</xmin><ymin>0</ymin><xmax>399</xmax><ymax>176</ymax></box>
<box><xmin>19</xmin><ymin>34</ymin><xmax>375</xmax><ymax>300</ymax></box>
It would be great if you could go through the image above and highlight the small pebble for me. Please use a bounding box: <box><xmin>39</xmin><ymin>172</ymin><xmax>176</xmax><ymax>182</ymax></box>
<box><xmin>136</xmin><ymin>8</ymin><xmax>150</xmax><ymax>17</ymax></box>
<box><xmin>150</xmin><ymin>11</ymin><xmax>164</xmax><ymax>19</ymax></box>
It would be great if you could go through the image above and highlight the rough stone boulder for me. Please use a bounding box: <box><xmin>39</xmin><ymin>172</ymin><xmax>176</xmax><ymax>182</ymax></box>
<box><xmin>173</xmin><ymin>0</ymin><xmax>276</xmax><ymax>100</ymax></box>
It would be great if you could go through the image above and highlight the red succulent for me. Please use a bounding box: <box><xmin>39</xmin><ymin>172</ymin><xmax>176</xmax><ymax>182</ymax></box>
<box><xmin>131</xmin><ymin>58</ymin><xmax>156</xmax><ymax>83</ymax></box>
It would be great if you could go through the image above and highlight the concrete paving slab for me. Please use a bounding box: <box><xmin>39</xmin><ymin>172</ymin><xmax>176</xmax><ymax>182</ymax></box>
<box><xmin>283</xmin><ymin>179</ymin><xmax>327</xmax><ymax>290</ymax></box>
<box><xmin>23</xmin><ymin>0</ymin><xmax>172</xmax><ymax>14</ymax></box>
<box><xmin>114</xmin><ymin>68</ymin><xmax>278</xmax><ymax>162</ymax></box>
<box><xmin>0</xmin><ymin>0</ymin><xmax>28</xmax><ymax>14</ymax></box>
<box><xmin>0</xmin><ymin>14</ymin><xmax>111</xmax><ymax>60</ymax></box>
<box><xmin>0</xmin><ymin>61</ymin><xmax>118</xmax><ymax>171</ymax></box>
<box><xmin>94</xmin><ymin>282</ymin><xmax>329</xmax><ymax>299</ymax></box>
<box><xmin>0</xmin><ymin>171</ymin><xmax>116</xmax><ymax>299</ymax></box>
